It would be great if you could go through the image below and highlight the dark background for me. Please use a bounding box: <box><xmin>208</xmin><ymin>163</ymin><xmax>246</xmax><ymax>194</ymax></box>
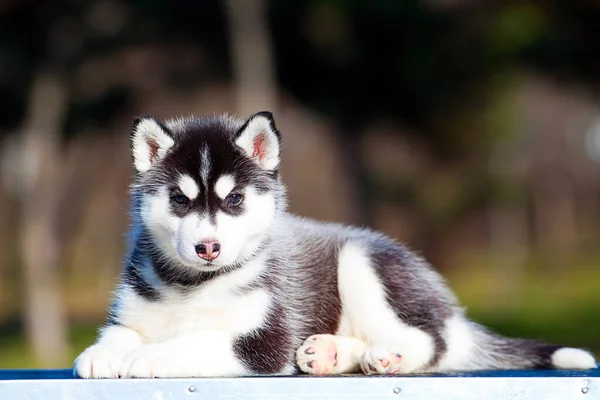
<box><xmin>0</xmin><ymin>0</ymin><xmax>599</xmax><ymax>368</ymax></box>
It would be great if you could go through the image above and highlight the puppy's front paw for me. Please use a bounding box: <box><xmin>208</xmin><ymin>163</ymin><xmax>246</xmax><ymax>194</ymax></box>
<box><xmin>119</xmin><ymin>345</ymin><xmax>163</xmax><ymax>378</ymax></box>
<box><xmin>119</xmin><ymin>343</ymin><xmax>196</xmax><ymax>378</ymax></box>
<box><xmin>360</xmin><ymin>344</ymin><xmax>404</xmax><ymax>375</ymax></box>
<box><xmin>74</xmin><ymin>343</ymin><xmax>133</xmax><ymax>379</ymax></box>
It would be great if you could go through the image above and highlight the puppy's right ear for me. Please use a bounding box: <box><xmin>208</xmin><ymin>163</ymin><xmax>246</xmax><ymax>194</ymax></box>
<box><xmin>130</xmin><ymin>116</ymin><xmax>175</xmax><ymax>172</ymax></box>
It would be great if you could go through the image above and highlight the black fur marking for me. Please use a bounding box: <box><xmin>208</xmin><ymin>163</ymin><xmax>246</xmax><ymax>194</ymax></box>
<box><xmin>145</xmin><ymin>238</ymin><xmax>228</xmax><ymax>288</ymax></box>
<box><xmin>233</xmin><ymin>300</ymin><xmax>295</xmax><ymax>374</ymax></box>
<box><xmin>370</xmin><ymin>238</ymin><xmax>452</xmax><ymax>368</ymax></box>
<box><xmin>123</xmin><ymin>246</ymin><xmax>161</xmax><ymax>301</ymax></box>
<box><xmin>290</xmin><ymin>245</ymin><xmax>343</xmax><ymax>338</ymax></box>
<box><xmin>477</xmin><ymin>325</ymin><xmax>565</xmax><ymax>369</ymax></box>
<box><xmin>497</xmin><ymin>340</ymin><xmax>562</xmax><ymax>369</ymax></box>
<box><xmin>105</xmin><ymin>312</ymin><xmax>120</xmax><ymax>326</ymax></box>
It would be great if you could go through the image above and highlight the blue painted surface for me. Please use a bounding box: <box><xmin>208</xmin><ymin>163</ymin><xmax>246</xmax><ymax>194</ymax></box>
<box><xmin>0</xmin><ymin>366</ymin><xmax>598</xmax><ymax>380</ymax></box>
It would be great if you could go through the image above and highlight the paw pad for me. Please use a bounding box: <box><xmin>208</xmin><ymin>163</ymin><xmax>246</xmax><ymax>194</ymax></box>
<box><xmin>304</xmin><ymin>347</ymin><xmax>316</xmax><ymax>355</ymax></box>
<box><xmin>296</xmin><ymin>335</ymin><xmax>339</xmax><ymax>375</ymax></box>
<box><xmin>361</xmin><ymin>345</ymin><xmax>404</xmax><ymax>375</ymax></box>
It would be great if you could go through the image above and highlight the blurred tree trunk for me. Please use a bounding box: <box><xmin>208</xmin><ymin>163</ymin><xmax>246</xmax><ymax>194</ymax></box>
<box><xmin>225</xmin><ymin>0</ymin><xmax>277</xmax><ymax>115</ymax></box>
<box><xmin>18</xmin><ymin>70</ymin><xmax>69</xmax><ymax>367</ymax></box>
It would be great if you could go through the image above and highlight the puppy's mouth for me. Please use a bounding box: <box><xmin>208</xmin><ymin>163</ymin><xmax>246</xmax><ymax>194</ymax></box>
<box><xmin>175</xmin><ymin>252</ymin><xmax>223</xmax><ymax>271</ymax></box>
<box><xmin>193</xmin><ymin>259</ymin><xmax>224</xmax><ymax>272</ymax></box>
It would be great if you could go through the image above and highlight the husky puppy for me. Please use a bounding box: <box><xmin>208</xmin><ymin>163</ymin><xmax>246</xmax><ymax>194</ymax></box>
<box><xmin>74</xmin><ymin>112</ymin><xmax>597</xmax><ymax>378</ymax></box>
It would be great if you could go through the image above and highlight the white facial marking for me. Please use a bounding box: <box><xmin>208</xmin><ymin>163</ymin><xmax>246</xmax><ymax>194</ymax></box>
<box><xmin>140</xmin><ymin>189</ymin><xmax>179</xmax><ymax>262</ymax></box>
<box><xmin>178</xmin><ymin>175</ymin><xmax>199</xmax><ymax>200</ymax></box>
<box><xmin>200</xmin><ymin>146</ymin><xmax>211</xmax><ymax>190</ymax></box>
<box><xmin>213</xmin><ymin>186</ymin><xmax>276</xmax><ymax>265</ymax></box>
<box><xmin>176</xmin><ymin>214</ymin><xmax>219</xmax><ymax>267</ymax></box>
<box><xmin>215</xmin><ymin>175</ymin><xmax>236</xmax><ymax>200</ymax></box>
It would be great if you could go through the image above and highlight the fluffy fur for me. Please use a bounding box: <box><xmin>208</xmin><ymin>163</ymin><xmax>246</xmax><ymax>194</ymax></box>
<box><xmin>74</xmin><ymin>111</ymin><xmax>597</xmax><ymax>378</ymax></box>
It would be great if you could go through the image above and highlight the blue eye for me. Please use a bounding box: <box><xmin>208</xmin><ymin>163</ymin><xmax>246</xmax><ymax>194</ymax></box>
<box><xmin>171</xmin><ymin>194</ymin><xmax>190</xmax><ymax>205</ymax></box>
<box><xmin>226</xmin><ymin>193</ymin><xmax>244</xmax><ymax>206</ymax></box>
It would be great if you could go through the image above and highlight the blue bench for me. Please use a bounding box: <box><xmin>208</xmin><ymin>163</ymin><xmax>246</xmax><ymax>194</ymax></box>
<box><xmin>1</xmin><ymin>366</ymin><xmax>598</xmax><ymax>399</ymax></box>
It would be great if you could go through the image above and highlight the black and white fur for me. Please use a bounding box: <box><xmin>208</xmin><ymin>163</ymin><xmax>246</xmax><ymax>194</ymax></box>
<box><xmin>74</xmin><ymin>112</ymin><xmax>597</xmax><ymax>378</ymax></box>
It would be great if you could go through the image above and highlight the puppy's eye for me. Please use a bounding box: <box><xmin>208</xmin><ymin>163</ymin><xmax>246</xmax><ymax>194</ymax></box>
<box><xmin>171</xmin><ymin>194</ymin><xmax>190</xmax><ymax>205</ymax></box>
<box><xmin>226</xmin><ymin>193</ymin><xmax>244</xmax><ymax>207</ymax></box>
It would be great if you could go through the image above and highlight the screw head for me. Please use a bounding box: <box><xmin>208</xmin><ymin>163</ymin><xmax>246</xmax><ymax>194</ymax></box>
<box><xmin>582</xmin><ymin>387</ymin><xmax>589</xmax><ymax>394</ymax></box>
<box><xmin>393</xmin><ymin>387</ymin><xmax>401</xmax><ymax>394</ymax></box>
<box><xmin>188</xmin><ymin>386</ymin><xmax>196</xmax><ymax>393</ymax></box>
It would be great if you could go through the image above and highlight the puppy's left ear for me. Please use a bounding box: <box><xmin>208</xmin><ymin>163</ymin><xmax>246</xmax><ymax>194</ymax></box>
<box><xmin>235</xmin><ymin>111</ymin><xmax>281</xmax><ymax>171</ymax></box>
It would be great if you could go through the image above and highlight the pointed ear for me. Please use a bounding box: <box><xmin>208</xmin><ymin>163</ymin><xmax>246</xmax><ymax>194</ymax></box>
<box><xmin>130</xmin><ymin>116</ymin><xmax>175</xmax><ymax>172</ymax></box>
<box><xmin>235</xmin><ymin>111</ymin><xmax>281</xmax><ymax>170</ymax></box>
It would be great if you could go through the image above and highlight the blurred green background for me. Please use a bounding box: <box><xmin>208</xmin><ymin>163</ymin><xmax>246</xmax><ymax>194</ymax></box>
<box><xmin>0</xmin><ymin>0</ymin><xmax>599</xmax><ymax>369</ymax></box>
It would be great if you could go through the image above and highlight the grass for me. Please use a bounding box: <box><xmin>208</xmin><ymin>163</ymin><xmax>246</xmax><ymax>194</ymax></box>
<box><xmin>446</xmin><ymin>250</ymin><xmax>600</xmax><ymax>356</ymax></box>
<box><xmin>0</xmin><ymin>323</ymin><xmax>98</xmax><ymax>369</ymax></box>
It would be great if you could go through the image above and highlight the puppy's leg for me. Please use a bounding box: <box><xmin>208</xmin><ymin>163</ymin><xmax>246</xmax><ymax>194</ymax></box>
<box><xmin>296</xmin><ymin>334</ymin><xmax>367</xmax><ymax>375</ymax></box>
<box><xmin>337</xmin><ymin>242</ymin><xmax>447</xmax><ymax>374</ymax></box>
<box><xmin>119</xmin><ymin>330</ymin><xmax>248</xmax><ymax>378</ymax></box>
<box><xmin>74</xmin><ymin>324</ymin><xmax>143</xmax><ymax>378</ymax></box>
<box><xmin>119</xmin><ymin>305</ymin><xmax>297</xmax><ymax>378</ymax></box>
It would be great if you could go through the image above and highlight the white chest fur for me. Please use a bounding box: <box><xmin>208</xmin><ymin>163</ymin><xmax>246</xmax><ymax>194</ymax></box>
<box><xmin>116</xmin><ymin>257</ymin><xmax>271</xmax><ymax>343</ymax></box>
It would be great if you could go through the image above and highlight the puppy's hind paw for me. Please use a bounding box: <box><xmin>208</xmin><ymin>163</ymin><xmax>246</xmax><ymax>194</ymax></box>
<box><xmin>360</xmin><ymin>344</ymin><xmax>404</xmax><ymax>375</ymax></box>
<box><xmin>296</xmin><ymin>334</ymin><xmax>339</xmax><ymax>375</ymax></box>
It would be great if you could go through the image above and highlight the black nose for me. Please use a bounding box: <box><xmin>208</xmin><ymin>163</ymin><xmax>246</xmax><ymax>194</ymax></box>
<box><xmin>195</xmin><ymin>244</ymin><xmax>207</xmax><ymax>255</ymax></box>
<box><xmin>195</xmin><ymin>241</ymin><xmax>221</xmax><ymax>260</ymax></box>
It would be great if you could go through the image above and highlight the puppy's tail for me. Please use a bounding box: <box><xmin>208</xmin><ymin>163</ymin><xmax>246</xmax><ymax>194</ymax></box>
<box><xmin>471</xmin><ymin>323</ymin><xmax>597</xmax><ymax>370</ymax></box>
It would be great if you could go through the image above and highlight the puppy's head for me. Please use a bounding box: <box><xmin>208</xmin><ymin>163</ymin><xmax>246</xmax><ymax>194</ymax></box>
<box><xmin>130</xmin><ymin>112</ymin><xmax>284</xmax><ymax>271</ymax></box>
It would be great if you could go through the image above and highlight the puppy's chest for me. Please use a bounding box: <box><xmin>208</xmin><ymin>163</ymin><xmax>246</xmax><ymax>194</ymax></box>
<box><xmin>120</xmin><ymin>273</ymin><xmax>272</xmax><ymax>343</ymax></box>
